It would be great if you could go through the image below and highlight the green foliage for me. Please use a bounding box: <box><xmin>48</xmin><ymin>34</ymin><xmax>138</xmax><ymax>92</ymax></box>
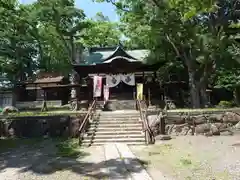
<box><xmin>217</xmin><ymin>101</ymin><xmax>235</xmax><ymax>108</ymax></box>
<box><xmin>0</xmin><ymin>0</ymin><xmax>240</xmax><ymax>108</ymax></box>
<box><xmin>96</xmin><ymin>0</ymin><xmax>240</xmax><ymax>108</ymax></box>
<box><xmin>55</xmin><ymin>138</ymin><xmax>83</xmax><ymax>158</ymax></box>
<box><xmin>0</xmin><ymin>138</ymin><xmax>44</xmax><ymax>153</ymax></box>
<box><xmin>0</xmin><ymin>1</ymin><xmax>38</xmax><ymax>81</ymax></box>
<box><xmin>180</xmin><ymin>158</ymin><xmax>192</xmax><ymax>166</ymax></box>
<box><xmin>0</xmin><ymin>0</ymin><xmax>123</xmax><ymax>82</ymax></box>
<box><xmin>78</xmin><ymin>12</ymin><xmax>121</xmax><ymax>47</ymax></box>
<box><xmin>31</xmin><ymin>0</ymin><xmax>90</xmax><ymax>74</ymax></box>
<box><xmin>1</xmin><ymin>111</ymin><xmax>83</xmax><ymax>117</ymax></box>
<box><xmin>214</xmin><ymin>68</ymin><xmax>240</xmax><ymax>90</ymax></box>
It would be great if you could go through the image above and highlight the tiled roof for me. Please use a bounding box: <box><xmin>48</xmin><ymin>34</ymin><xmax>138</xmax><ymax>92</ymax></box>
<box><xmin>79</xmin><ymin>46</ymin><xmax>150</xmax><ymax>65</ymax></box>
<box><xmin>34</xmin><ymin>76</ymin><xmax>64</xmax><ymax>84</ymax></box>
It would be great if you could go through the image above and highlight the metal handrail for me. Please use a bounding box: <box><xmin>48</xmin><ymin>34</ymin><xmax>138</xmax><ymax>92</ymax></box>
<box><xmin>79</xmin><ymin>100</ymin><xmax>96</xmax><ymax>144</ymax></box>
<box><xmin>136</xmin><ymin>99</ymin><xmax>155</xmax><ymax>144</ymax></box>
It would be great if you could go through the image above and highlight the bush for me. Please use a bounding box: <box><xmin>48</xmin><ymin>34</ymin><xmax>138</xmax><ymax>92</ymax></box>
<box><xmin>217</xmin><ymin>101</ymin><xmax>235</xmax><ymax>108</ymax></box>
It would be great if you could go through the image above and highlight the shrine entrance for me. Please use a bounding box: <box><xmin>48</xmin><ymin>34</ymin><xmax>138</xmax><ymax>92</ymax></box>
<box><xmin>110</xmin><ymin>82</ymin><xmax>135</xmax><ymax>100</ymax></box>
<box><xmin>105</xmin><ymin>73</ymin><xmax>136</xmax><ymax>100</ymax></box>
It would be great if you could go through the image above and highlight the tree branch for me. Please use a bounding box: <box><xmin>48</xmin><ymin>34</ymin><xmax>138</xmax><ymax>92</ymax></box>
<box><xmin>150</xmin><ymin>0</ymin><xmax>161</xmax><ymax>8</ymax></box>
<box><xmin>107</xmin><ymin>0</ymin><xmax>130</xmax><ymax>12</ymax></box>
<box><xmin>165</xmin><ymin>34</ymin><xmax>181</xmax><ymax>57</ymax></box>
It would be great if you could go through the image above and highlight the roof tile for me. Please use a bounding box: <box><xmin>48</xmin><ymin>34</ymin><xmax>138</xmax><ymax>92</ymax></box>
<box><xmin>81</xmin><ymin>46</ymin><xmax>149</xmax><ymax>65</ymax></box>
<box><xmin>34</xmin><ymin>76</ymin><xmax>64</xmax><ymax>84</ymax></box>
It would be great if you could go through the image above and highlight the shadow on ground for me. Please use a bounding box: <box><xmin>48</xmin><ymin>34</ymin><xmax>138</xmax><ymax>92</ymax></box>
<box><xmin>0</xmin><ymin>139</ymin><xmax>148</xmax><ymax>179</ymax></box>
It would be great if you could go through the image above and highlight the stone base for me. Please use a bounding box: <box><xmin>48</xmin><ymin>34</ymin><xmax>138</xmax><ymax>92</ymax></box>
<box><xmin>97</xmin><ymin>100</ymin><xmax>136</xmax><ymax>110</ymax></box>
<box><xmin>148</xmin><ymin>112</ymin><xmax>240</xmax><ymax>137</ymax></box>
<box><xmin>0</xmin><ymin>114</ymin><xmax>85</xmax><ymax>138</ymax></box>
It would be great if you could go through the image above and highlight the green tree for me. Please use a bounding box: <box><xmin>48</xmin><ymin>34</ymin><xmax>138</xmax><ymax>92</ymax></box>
<box><xmin>32</xmin><ymin>0</ymin><xmax>91</xmax><ymax>73</ymax></box>
<box><xmin>97</xmin><ymin>0</ymin><xmax>240</xmax><ymax>108</ymax></box>
<box><xmin>78</xmin><ymin>12</ymin><xmax>121</xmax><ymax>47</ymax></box>
<box><xmin>0</xmin><ymin>0</ymin><xmax>38</xmax><ymax>81</ymax></box>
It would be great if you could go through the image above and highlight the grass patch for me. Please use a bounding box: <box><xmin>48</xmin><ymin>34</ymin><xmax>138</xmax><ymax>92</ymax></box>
<box><xmin>0</xmin><ymin>138</ymin><xmax>43</xmax><ymax>153</ymax></box>
<box><xmin>1</xmin><ymin>111</ymin><xmax>84</xmax><ymax>117</ymax></box>
<box><xmin>55</xmin><ymin>138</ymin><xmax>84</xmax><ymax>158</ymax></box>
<box><xmin>167</xmin><ymin>107</ymin><xmax>240</xmax><ymax>113</ymax></box>
<box><xmin>180</xmin><ymin>158</ymin><xmax>192</xmax><ymax>166</ymax></box>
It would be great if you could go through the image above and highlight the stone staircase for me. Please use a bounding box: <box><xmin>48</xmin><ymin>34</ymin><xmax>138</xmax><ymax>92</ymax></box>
<box><xmin>96</xmin><ymin>100</ymin><xmax>136</xmax><ymax>110</ymax></box>
<box><xmin>82</xmin><ymin>110</ymin><xmax>145</xmax><ymax>146</ymax></box>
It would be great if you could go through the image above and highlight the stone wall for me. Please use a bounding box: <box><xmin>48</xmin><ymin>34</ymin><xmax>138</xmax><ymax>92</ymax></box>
<box><xmin>0</xmin><ymin>114</ymin><xmax>86</xmax><ymax>138</ymax></box>
<box><xmin>16</xmin><ymin>100</ymin><xmax>62</xmax><ymax>109</ymax></box>
<box><xmin>148</xmin><ymin>111</ymin><xmax>240</xmax><ymax>137</ymax></box>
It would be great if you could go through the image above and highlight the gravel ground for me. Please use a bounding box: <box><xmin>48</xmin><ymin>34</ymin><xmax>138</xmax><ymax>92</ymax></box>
<box><xmin>0</xmin><ymin>140</ymin><xmax>105</xmax><ymax>180</ymax></box>
<box><xmin>130</xmin><ymin>135</ymin><xmax>240</xmax><ymax>180</ymax></box>
<box><xmin>2</xmin><ymin>136</ymin><xmax>239</xmax><ymax>180</ymax></box>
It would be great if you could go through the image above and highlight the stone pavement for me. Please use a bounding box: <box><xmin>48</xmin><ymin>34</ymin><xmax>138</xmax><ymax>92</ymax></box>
<box><xmin>104</xmin><ymin>143</ymin><xmax>152</xmax><ymax>180</ymax></box>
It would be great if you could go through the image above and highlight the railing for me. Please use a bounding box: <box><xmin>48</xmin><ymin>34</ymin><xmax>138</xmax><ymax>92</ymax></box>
<box><xmin>78</xmin><ymin>100</ymin><xmax>97</xmax><ymax>145</ymax></box>
<box><xmin>136</xmin><ymin>99</ymin><xmax>155</xmax><ymax>144</ymax></box>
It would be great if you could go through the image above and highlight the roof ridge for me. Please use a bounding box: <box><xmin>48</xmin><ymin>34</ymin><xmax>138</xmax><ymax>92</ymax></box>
<box><xmin>89</xmin><ymin>46</ymin><xmax>118</xmax><ymax>53</ymax></box>
<box><xmin>103</xmin><ymin>46</ymin><xmax>138</xmax><ymax>61</ymax></box>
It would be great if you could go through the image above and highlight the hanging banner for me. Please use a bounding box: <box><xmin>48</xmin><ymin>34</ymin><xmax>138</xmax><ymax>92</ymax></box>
<box><xmin>103</xmin><ymin>85</ymin><xmax>109</xmax><ymax>101</ymax></box>
<box><xmin>93</xmin><ymin>76</ymin><xmax>102</xmax><ymax>97</ymax></box>
<box><xmin>136</xmin><ymin>83</ymin><xmax>143</xmax><ymax>100</ymax></box>
<box><xmin>106</xmin><ymin>74</ymin><xmax>121</xmax><ymax>88</ymax></box>
<box><xmin>121</xmin><ymin>73</ymin><xmax>135</xmax><ymax>86</ymax></box>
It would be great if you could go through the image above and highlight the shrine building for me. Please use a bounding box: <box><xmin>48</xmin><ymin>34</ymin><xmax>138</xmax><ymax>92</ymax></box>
<box><xmin>72</xmin><ymin>45</ymin><xmax>165</xmax><ymax>109</ymax></box>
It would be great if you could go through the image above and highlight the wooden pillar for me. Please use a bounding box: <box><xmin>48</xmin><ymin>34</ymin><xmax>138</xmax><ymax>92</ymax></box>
<box><xmin>41</xmin><ymin>89</ymin><xmax>48</xmax><ymax>112</ymax></box>
<box><xmin>148</xmin><ymin>85</ymin><xmax>151</xmax><ymax>106</ymax></box>
<box><xmin>36</xmin><ymin>88</ymin><xmax>44</xmax><ymax>101</ymax></box>
<box><xmin>88</xmin><ymin>76</ymin><xmax>93</xmax><ymax>103</ymax></box>
<box><xmin>160</xmin><ymin>113</ymin><xmax>166</xmax><ymax>135</ymax></box>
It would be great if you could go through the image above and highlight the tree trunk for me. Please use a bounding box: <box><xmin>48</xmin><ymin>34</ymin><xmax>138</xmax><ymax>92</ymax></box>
<box><xmin>200</xmin><ymin>87</ymin><xmax>209</xmax><ymax>108</ymax></box>
<box><xmin>198</xmin><ymin>77</ymin><xmax>208</xmax><ymax>108</ymax></box>
<box><xmin>189</xmin><ymin>71</ymin><xmax>201</xmax><ymax>108</ymax></box>
<box><xmin>233</xmin><ymin>87</ymin><xmax>240</xmax><ymax>106</ymax></box>
<box><xmin>198</xmin><ymin>60</ymin><xmax>214</xmax><ymax>108</ymax></box>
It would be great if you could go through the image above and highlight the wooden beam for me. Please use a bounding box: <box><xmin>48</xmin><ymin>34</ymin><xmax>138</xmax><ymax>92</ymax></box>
<box><xmin>88</xmin><ymin>71</ymin><xmax>155</xmax><ymax>78</ymax></box>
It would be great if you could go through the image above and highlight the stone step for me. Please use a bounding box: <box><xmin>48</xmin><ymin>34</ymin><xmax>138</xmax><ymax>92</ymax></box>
<box><xmin>98</xmin><ymin>111</ymin><xmax>139</xmax><ymax>114</ymax></box>
<box><xmin>85</xmin><ymin>134</ymin><xmax>144</xmax><ymax>139</ymax></box>
<box><xmin>90</xmin><ymin>120</ymin><xmax>141</xmax><ymax>124</ymax></box>
<box><xmin>96</xmin><ymin>115</ymin><xmax>139</xmax><ymax>118</ymax></box>
<box><xmin>95</xmin><ymin>116</ymin><xmax>140</xmax><ymax>120</ymax></box>
<box><xmin>86</xmin><ymin>130</ymin><xmax>143</xmax><ymax>135</ymax></box>
<box><xmin>96</xmin><ymin>111</ymin><xmax>139</xmax><ymax>116</ymax></box>
<box><xmin>90</xmin><ymin>123</ymin><xmax>142</xmax><ymax>128</ymax></box>
<box><xmin>82</xmin><ymin>137</ymin><xmax>145</xmax><ymax>144</ymax></box>
<box><xmin>82</xmin><ymin>110</ymin><xmax>145</xmax><ymax>147</ymax></box>
<box><xmin>91</xmin><ymin>121</ymin><xmax>140</xmax><ymax>125</ymax></box>
<box><xmin>88</xmin><ymin>126</ymin><xmax>142</xmax><ymax>131</ymax></box>
<box><xmin>81</xmin><ymin>141</ymin><xmax>146</xmax><ymax>146</ymax></box>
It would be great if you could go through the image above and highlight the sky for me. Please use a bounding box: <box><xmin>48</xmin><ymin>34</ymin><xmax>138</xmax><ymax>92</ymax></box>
<box><xmin>20</xmin><ymin>0</ymin><xmax>119</xmax><ymax>21</ymax></box>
